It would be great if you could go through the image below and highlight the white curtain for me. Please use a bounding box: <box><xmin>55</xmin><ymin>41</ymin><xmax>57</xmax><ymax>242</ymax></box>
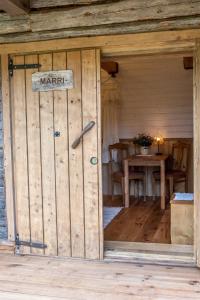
<box><xmin>101</xmin><ymin>70</ymin><xmax>120</xmax><ymax>163</ymax></box>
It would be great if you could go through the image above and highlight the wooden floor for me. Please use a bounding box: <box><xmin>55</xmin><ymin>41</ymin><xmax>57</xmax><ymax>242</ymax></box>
<box><xmin>0</xmin><ymin>254</ymin><xmax>199</xmax><ymax>299</ymax></box>
<box><xmin>104</xmin><ymin>196</ymin><xmax>171</xmax><ymax>243</ymax></box>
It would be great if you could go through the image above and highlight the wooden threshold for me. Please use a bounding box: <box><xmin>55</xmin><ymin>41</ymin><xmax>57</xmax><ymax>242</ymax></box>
<box><xmin>104</xmin><ymin>241</ymin><xmax>195</xmax><ymax>267</ymax></box>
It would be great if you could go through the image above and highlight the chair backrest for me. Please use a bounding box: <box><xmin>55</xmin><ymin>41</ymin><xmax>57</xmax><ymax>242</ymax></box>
<box><xmin>171</xmin><ymin>142</ymin><xmax>190</xmax><ymax>172</ymax></box>
<box><xmin>108</xmin><ymin>143</ymin><xmax>129</xmax><ymax>173</ymax></box>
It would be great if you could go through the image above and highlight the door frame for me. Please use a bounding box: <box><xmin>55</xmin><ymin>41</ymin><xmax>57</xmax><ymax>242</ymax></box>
<box><xmin>102</xmin><ymin>50</ymin><xmax>195</xmax><ymax>266</ymax></box>
<box><xmin>1</xmin><ymin>29</ymin><xmax>200</xmax><ymax>266</ymax></box>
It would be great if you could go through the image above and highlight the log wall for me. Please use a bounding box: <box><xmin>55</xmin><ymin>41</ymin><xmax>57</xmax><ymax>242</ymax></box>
<box><xmin>0</xmin><ymin>1</ymin><xmax>200</xmax><ymax>43</ymax></box>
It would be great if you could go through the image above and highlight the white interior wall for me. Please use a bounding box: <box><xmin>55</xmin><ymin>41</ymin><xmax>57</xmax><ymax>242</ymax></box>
<box><xmin>116</xmin><ymin>55</ymin><xmax>193</xmax><ymax>139</ymax></box>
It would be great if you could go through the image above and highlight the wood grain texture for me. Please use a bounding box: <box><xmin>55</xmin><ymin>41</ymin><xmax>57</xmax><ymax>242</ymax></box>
<box><xmin>53</xmin><ymin>52</ymin><xmax>71</xmax><ymax>257</ymax></box>
<box><xmin>105</xmin><ymin>240</ymin><xmax>193</xmax><ymax>254</ymax></box>
<box><xmin>104</xmin><ymin>197</ymin><xmax>171</xmax><ymax>244</ymax></box>
<box><xmin>20</xmin><ymin>1</ymin><xmax>200</xmax><ymax>33</ymax></box>
<box><xmin>0</xmin><ymin>1</ymin><xmax>197</xmax><ymax>27</ymax></box>
<box><xmin>7</xmin><ymin>48</ymin><xmax>102</xmax><ymax>259</ymax></box>
<box><xmin>0</xmin><ymin>254</ymin><xmax>199</xmax><ymax>298</ymax></box>
<box><xmin>171</xmin><ymin>201</ymin><xmax>194</xmax><ymax>245</ymax></box>
<box><xmin>25</xmin><ymin>54</ymin><xmax>43</xmax><ymax>254</ymax></box>
<box><xmin>96</xmin><ymin>49</ymin><xmax>103</xmax><ymax>259</ymax></box>
<box><xmin>82</xmin><ymin>49</ymin><xmax>100</xmax><ymax>259</ymax></box>
<box><xmin>30</xmin><ymin>1</ymin><xmax>200</xmax><ymax>33</ymax></box>
<box><xmin>39</xmin><ymin>53</ymin><xmax>57</xmax><ymax>256</ymax></box>
<box><xmin>30</xmin><ymin>0</ymin><xmax>104</xmax><ymax>7</ymax></box>
<box><xmin>0</xmin><ymin>29</ymin><xmax>199</xmax><ymax>56</ymax></box>
<box><xmin>1</xmin><ymin>54</ymin><xmax>15</xmax><ymax>241</ymax></box>
<box><xmin>0</xmin><ymin>14</ymin><xmax>30</xmax><ymax>35</ymax></box>
<box><xmin>2</xmin><ymin>17</ymin><xmax>200</xmax><ymax>44</ymax></box>
<box><xmin>160</xmin><ymin>160</ymin><xmax>165</xmax><ymax>210</ymax></box>
<box><xmin>0</xmin><ymin>240</ymin><xmax>14</xmax><ymax>253</ymax></box>
<box><xmin>11</xmin><ymin>55</ymin><xmax>30</xmax><ymax>253</ymax></box>
<box><xmin>67</xmin><ymin>51</ymin><xmax>85</xmax><ymax>258</ymax></box>
<box><xmin>124</xmin><ymin>159</ymin><xmax>129</xmax><ymax>208</ymax></box>
<box><xmin>193</xmin><ymin>41</ymin><xmax>200</xmax><ymax>267</ymax></box>
<box><xmin>1</xmin><ymin>1</ymin><xmax>200</xmax><ymax>42</ymax></box>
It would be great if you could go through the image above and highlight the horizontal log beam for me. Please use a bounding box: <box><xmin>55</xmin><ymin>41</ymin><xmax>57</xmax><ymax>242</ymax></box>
<box><xmin>0</xmin><ymin>29</ymin><xmax>198</xmax><ymax>56</ymax></box>
<box><xmin>0</xmin><ymin>14</ymin><xmax>30</xmax><ymax>35</ymax></box>
<box><xmin>0</xmin><ymin>16</ymin><xmax>200</xmax><ymax>44</ymax></box>
<box><xmin>0</xmin><ymin>0</ymin><xmax>29</xmax><ymax>16</ymax></box>
<box><xmin>0</xmin><ymin>0</ymin><xmax>200</xmax><ymax>39</ymax></box>
<box><xmin>30</xmin><ymin>0</ymin><xmax>200</xmax><ymax>32</ymax></box>
<box><xmin>30</xmin><ymin>0</ymin><xmax>107</xmax><ymax>8</ymax></box>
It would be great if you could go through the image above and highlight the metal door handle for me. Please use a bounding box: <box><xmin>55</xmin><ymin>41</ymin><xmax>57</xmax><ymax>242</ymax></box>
<box><xmin>71</xmin><ymin>121</ymin><xmax>95</xmax><ymax>149</ymax></box>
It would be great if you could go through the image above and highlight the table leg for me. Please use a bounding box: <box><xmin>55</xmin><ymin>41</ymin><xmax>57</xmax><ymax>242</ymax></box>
<box><xmin>144</xmin><ymin>167</ymin><xmax>148</xmax><ymax>201</ymax></box>
<box><xmin>160</xmin><ymin>160</ymin><xmax>166</xmax><ymax>210</ymax></box>
<box><xmin>124</xmin><ymin>160</ymin><xmax>129</xmax><ymax>208</ymax></box>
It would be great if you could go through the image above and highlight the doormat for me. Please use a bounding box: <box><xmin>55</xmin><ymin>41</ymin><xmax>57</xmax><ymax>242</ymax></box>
<box><xmin>103</xmin><ymin>207</ymin><xmax>123</xmax><ymax>229</ymax></box>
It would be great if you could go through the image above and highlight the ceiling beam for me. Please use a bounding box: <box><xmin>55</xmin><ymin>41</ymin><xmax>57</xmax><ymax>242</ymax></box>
<box><xmin>0</xmin><ymin>0</ymin><xmax>30</xmax><ymax>16</ymax></box>
<box><xmin>30</xmin><ymin>0</ymin><xmax>105</xmax><ymax>8</ymax></box>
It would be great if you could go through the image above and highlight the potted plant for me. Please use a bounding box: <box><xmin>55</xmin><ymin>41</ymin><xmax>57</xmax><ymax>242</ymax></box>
<box><xmin>133</xmin><ymin>133</ymin><xmax>154</xmax><ymax>155</ymax></box>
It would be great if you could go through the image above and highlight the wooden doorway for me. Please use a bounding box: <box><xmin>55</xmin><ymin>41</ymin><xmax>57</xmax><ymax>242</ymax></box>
<box><xmin>8</xmin><ymin>49</ymin><xmax>103</xmax><ymax>259</ymax></box>
<box><xmin>101</xmin><ymin>52</ymin><xmax>195</xmax><ymax>265</ymax></box>
<box><xmin>1</xmin><ymin>30</ymin><xmax>200</xmax><ymax>266</ymax></box>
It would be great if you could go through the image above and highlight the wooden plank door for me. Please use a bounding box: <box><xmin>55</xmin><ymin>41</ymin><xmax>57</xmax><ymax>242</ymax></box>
<box><xmin>10</xmin><ymin>49</ymin><xmax>103</xmax><ymax>259</ymax></box>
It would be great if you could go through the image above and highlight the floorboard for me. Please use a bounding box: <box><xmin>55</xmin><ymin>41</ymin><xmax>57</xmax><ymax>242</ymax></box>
<box><xmin>104</xmin><ymin>196</ymin><xmax>171</xmax><ymax>243</ymax></box>
<box><xmin>0</xmin><ymin>254</ymin><xmax>199</xmax><ymax>299</ymax></box>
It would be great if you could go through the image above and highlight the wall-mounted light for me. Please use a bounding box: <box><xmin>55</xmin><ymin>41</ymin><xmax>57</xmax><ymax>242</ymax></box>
<box><xmin>154</xmin><ymin>135</ymin><xmax>164</xmax><ymax>155</ymax></box>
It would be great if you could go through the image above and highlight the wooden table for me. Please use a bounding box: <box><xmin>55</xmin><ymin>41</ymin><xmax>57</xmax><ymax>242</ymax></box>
<box><xmin>124</xmin><ymin>155</ymin><xmax>169</xmax><ymax>210</ymax></box>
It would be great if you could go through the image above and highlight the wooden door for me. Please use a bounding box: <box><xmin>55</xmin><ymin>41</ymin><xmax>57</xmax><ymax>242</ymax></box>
<box><xmin>10</xmin><ymin>49</ymin><xmax>103</xmax><ymax>259</ymax></box>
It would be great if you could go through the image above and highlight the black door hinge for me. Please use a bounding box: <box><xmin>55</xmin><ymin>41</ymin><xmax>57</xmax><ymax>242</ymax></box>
<box><xmin>9</xmin><ymin>58</ymin><xmax>41</xmax><ymax>77</ymax></box>
<box><xmin>15</xmin><ymin>233</ymin><xmax>47</xmax><ymax>254</ymax></box>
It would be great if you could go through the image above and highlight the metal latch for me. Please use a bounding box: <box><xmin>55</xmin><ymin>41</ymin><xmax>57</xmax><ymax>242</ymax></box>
<box><xmin>9</xmin><ymin>58</ymin><xmax>41</xmax><ymax>77</ymax></box>
<box><xmin>15</xmin><ymin>233</ymin><xmax>47</xmax><ymax>254</ymax></box>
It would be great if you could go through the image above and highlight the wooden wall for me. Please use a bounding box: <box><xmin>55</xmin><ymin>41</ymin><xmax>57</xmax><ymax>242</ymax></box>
<box><xmin>0</xmin><ymin>64</ymin><xmax>7</xmax><ymax>239</ymax></box>
<box><xmin>116</xmin><ymin>55</ymin><xmax>193</xmax><ymax>139</ymax></box>
<box><xmin>1</xmin><ymin>1</ymin><xmax>200</xmax><ymax>43</ymax></box>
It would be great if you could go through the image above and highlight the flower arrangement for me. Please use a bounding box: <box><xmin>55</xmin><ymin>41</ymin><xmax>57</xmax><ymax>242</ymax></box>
<box><xmin>133</xmin><ymin>133</ymin><xmax>154</xmax><ymax>147</ymax></box>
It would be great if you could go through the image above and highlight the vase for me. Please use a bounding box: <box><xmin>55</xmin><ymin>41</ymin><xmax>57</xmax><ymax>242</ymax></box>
<box><xmin>140</xmin><ymin>146</ymin><xmax>149</xmax><ymax>155</ymax></box>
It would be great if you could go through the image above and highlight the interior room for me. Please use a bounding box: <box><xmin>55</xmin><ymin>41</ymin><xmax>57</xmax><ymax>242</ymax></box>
<box><xmin>101</xmin><ymin>53</ymin><xmax>194</xmax><ymax>248</ymax></box>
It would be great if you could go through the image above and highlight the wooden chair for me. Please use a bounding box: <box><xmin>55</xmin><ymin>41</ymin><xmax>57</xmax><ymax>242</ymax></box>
<box><xmin>152</xmin><ymin>142</ymin><xmax>190</xmax><ymax>198</ymax></box>
<box><xmin>108</xmin><ymin>143</ymin><xmax>146</xmax><ymax>204</ymax></box>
